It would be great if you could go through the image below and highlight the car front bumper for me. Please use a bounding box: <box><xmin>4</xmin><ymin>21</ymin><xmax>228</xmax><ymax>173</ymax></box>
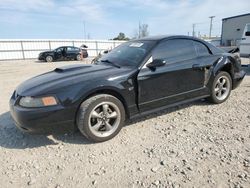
<box><xmin>38</xmin><ymin>56</ymin><xmax>45</xmax><ymax>61</ymax></box>
<box><xmin>9</xmin><ymin>94</ymin><xmax>76</xmax><ymax>134</ymax></box>
<box><xmin>232</xmin><ymin>70</ymin><xmax>246</xmax><ymax>89</ymax></box>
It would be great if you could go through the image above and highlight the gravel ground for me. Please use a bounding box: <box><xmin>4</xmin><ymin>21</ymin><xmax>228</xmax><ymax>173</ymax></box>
<box><xmin>0</xmin><ymin>59</ymin><xmax>249</xmax><ymax>188</ymax></box>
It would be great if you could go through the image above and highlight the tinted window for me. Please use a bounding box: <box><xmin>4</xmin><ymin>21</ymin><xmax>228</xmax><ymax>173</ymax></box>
<box><xmin>55</xmin><ymin>47</ymin><xmax>63</xmax><ymax>53</ymax></box>
<box><xmin>152</xmin><ymin>39</ymin><xmax>196</xmax><ymax>64</ymax></box>
<box><xmin>247</xmin><ymin>24</ymin><xmax>250</xmax><ymax>32</ymax></box>
<box><xmin>206</xmin><ymin>42</ymin><xmax>224</xmax><ymax>54</ymax></box>
<box><xmin>74</xmin><ymin>47</ymin><xmax>80</xmax><ymax>51</ymax></box>
<box><xmin>193</xmin><ymin>41</ymin><xmax>210</xmax><ymax>56</ymax></box>
<box><xmin>67</xmin><ymin>47</ymin><xmax>77</xmax><ymax>52</ymax></box>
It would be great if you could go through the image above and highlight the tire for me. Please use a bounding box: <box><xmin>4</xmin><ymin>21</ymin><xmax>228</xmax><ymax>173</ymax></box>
<box><xmin>77</xmin><ymin>94</ymin><xmax>125</xmax><ymax>142</ymax></box>
<box><xmin>76</xmin><ymin>54</ymin><xmax>81</xmax><ymax>61</ymax></box>
<box><xmin>45</xmin><ymin>55</ymin><xmax>53</xmax><ymax>62</ymax></box>
<box><xmin>208</xmin><ymin>71</ymin><xmax>232</xmax><ymax>104</ymax></box>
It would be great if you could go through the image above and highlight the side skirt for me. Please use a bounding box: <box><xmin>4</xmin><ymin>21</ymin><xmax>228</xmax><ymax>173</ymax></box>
<box><xmin>129</xmin><ymin>95</ymin><xmax>210</xmax><ymax>120</ymax></box>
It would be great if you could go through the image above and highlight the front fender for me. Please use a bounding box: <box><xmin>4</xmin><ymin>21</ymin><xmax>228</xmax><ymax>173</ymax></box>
<box><xmin>73</xmin><ymin>77</ymin><xmax>137</xmax><ymax>113</ymax></box>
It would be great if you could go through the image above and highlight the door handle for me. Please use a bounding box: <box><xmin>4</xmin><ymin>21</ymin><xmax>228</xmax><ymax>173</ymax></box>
<box><xmin>192</xmin><ymin>64</ymin><xmax>203</xmax><ymax>70</ymax></box>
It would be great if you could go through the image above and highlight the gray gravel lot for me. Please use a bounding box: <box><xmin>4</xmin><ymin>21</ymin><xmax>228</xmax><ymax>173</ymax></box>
<box><xmin>0</xmin><ymin>59</ymin><xmax>249</xmax><ymax>188</ymax></box>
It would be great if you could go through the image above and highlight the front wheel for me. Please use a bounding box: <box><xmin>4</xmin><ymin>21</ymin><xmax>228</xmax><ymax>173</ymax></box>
<box><xmin>208</xmin><ymin>71</ymin><xmax>232</xmax><ymax>104</ymax></box>
<box><xmin>77</xmin><ymin>94</ymin><xmax>125</xmax><ymax>142</ymax></box>
<box><xmin>45</xmin><ymin>55</ymin><xmax>53</xmax><ymax>62</ymax></box>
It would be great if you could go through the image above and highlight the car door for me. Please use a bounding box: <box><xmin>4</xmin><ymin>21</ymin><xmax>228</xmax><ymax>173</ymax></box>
<box><xmin>66</xmin><ymin>47</ymin><xmax>72</xmax><ymax>59</ymax></box>
<box><xmin>54</xmin><ymin>47</ymin><xmax>64</xmax><ymax>60</ymax></box>
<box><xmin>66</xmin><ymin>47</ymin><xmax>77</xmax><ymax>59</ymax></box>
<box><xmin>137</xmin><ymin>39</ymin><xmax>207</xmax><ymax>112</ymax></box>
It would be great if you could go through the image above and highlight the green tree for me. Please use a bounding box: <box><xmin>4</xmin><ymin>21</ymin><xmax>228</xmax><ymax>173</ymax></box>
<box><xmin>140</xmin><ymin>24</ymin><xmax>149</xmax><ymax>38</ymax></box>
<box><xmin>113</xmin><ymin>32</ymin><xmax>130</xmax><ymax>40</ymax></box>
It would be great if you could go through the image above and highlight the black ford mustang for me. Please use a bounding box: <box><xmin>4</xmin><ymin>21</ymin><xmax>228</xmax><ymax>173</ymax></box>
<box><xmin>10</xmin><ymin>35</ymin><xmax>245</xmax><ymax>142</ymax></box>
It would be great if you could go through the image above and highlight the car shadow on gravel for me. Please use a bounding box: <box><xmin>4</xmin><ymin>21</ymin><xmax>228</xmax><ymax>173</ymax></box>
<box><xmin>242</xmin><ymin>66</ymin><xmax>250</xmax><ymax>76</ymax></box>
<box><xmin>0</xmin><ymin>99</ymin><xmax>226</xmax><ymax>149</ymax></box>
<box><xmin>0</xmin><ymin>100</ymin><xmax>211</xmax><ymax>149</ymax></box>
<box><xmin>0</xmin><ymin>112</ymin><xmax>91</xmax><ymax>149</ymax></box>
<box><xmin>126</xmin><ymin>99</ymin><xmax>210</xmax><ymax>126</ymax></box>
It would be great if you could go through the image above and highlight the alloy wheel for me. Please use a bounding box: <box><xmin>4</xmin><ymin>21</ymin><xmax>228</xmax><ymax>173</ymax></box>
<box><xmin>77</xmin><ymin>54</ymin><xmax>81</xmax><ymax>61</ymax></box>
<box><xmin>214</xmin><ymin>76</ymin><xmax>230</xmax><ymax>101</ymax></box>
<box><xmin>88</xmin><ymin>102</ymin><xmax>121</xmax><ymax>138</ymax></box>
<box><xmin>46</xmin><ymin>56</ymin><xmax>53</xmax><ymax>62</ymax></box>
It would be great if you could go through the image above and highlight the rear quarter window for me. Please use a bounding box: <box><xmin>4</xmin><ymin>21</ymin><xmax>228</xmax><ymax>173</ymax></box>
<box><xmin>193</xmin><ymin>41</ymin><xmax>211</xmax><ymax>57</ymax></box>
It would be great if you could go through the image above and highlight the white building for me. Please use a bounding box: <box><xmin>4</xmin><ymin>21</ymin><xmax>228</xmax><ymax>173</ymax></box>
<box><xmin>221</xmin><ymin>13</ymin><xmax>250</xmax><ymax>46</ymax></box>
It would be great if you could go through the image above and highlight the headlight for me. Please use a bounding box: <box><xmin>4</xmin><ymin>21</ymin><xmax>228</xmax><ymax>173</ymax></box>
<box><xmin>19</xmin><ymin>96</ymin><xmax>58</xmax><ymax>108</ymax></box>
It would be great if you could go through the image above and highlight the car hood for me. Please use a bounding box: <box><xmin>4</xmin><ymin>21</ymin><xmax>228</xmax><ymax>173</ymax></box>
<box><xmin>16</xmin><ymin>64</ymin><xmax>131</xmax><ymax>96</ymax></box>
<box><xmin>40</xmin><ymin>50</ymin><xmax>54</xmax><ymax>54</ymax></box>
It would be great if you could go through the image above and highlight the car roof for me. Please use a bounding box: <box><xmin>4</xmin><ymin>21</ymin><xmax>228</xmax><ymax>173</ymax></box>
<box><xmin>57</xmin><ymin>46</ymin><xmax>79</xmax><ymax>48</ymax></box>
<box><xmin>131</xmin><ymin>35</ymin><xmax>223</xmax><ymax>55</ymax></box>
<box><xmin>132</xmin><ymin>35</ymin><xmax>203</xmax><ymax>42</ymax></box>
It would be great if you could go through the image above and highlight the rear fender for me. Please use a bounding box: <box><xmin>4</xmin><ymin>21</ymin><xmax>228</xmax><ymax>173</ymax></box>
<box><xmin>206</xmin><ymin>56</ymin><xmax>233</xmax><ymax>91</ymax></box>
<box><xmin>212</xmin><ymin>56</ymin><xmax>234</xmax><ymax>77</ymax></box>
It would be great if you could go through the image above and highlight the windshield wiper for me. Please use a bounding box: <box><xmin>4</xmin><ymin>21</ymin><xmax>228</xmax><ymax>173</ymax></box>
<box><xmin>100</xmin><ymin>59</ymin><xmax>120</xmax><ymax>68</ymax></box>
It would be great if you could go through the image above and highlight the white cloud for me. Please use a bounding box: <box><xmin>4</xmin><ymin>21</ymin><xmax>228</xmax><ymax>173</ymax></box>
<box><xmin>0</xmin><ymin>0</ymin><xmax>107</xmax><ymax>23</ymax></box>
<box><xmin>0</xmin><ymin>0</ymin><xmax>54</xmax><ymax>11</ymax></box>
<box><xmin>0</xmin><ymin>0</ymin><xmax>249</xmax><ymax>38</ymax></box>
<box><xmin>128</xmin><ymin>0</ymin><xmax>250</xmax><ymax>36</ymax></box>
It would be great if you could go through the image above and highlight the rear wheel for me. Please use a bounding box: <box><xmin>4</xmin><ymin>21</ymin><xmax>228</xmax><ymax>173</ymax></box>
<box><xmin>76</xmin><ymin>54</ymin><xmax>81</xmax><ymax>61</ymax></box>
<box><xmin>208</xmin><ymin>71</ymin><xmax>232</xmax><ymax>104</ymax></box>
<box><xmin>77</xmin><ymin>94</ymin><xmax>125</xmax><ymax>142</ymax></box>
<box><xmin>45</xmin><ymin>55</ymin><xmax>53</xmax><ymax>62</ymax></box>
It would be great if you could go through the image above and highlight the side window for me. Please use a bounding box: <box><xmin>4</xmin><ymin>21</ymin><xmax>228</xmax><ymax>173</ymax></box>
<box><xmin>74</xmin><ymin>47</ymin><xmax>80</xmax><ymax>52</ymax></box>
<box><xmin>67</xmin><ymin>47</ymin><xmax>75</xmax><ymax>52</ymax></box>
<box><xmin>193</xmin><ymin>41</ymin><xmax>210</xmax><ymax>56</ymax></box>
<box><xmin>247</xmin><ymin>24</ymin><xmax>250</xmax><ymax>32</ymax></box>
<box><xmin>56</xmin><ymin>48</ymin><xmax>63</xmax><ymax>53</ymax></box>
<box><xmin>152</xmin><ymin>39</ymin><xmax>196</xmax><ymax>64</ymax></box>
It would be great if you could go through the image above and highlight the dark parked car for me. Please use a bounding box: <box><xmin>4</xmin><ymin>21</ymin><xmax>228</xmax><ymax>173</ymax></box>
<box><xmin>10</xmin><ymin>35</ymin><xmax>245</xmax><ymax>142</ymax></box>
<box><xmin>38</xmin><ymin>46</ymin><xmax>88</xmax><ymax>62</ymax></box>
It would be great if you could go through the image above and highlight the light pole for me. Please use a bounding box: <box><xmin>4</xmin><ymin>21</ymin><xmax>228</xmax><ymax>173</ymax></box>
<box><xmin>83</xmin><ymin>21</ymin><xmax>86</xmax><ymax>40</ymax></box>
<box><xmin>192</xmin><ymin>24</ymin><xmax>196</xmax><ymax>37</ymax></box>
<box><xmin>138</xmin><ymin>21</ymin><xmax>141</xmax><ymax>38</ymax></box>
<box><xmin>209</xmin><ymin>16</ymin><xmax>215</xmax><ymax>38</ymax></box>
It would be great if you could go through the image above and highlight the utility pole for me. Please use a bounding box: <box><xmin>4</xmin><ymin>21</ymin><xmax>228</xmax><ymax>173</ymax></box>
<box><xmin>209</xmin><ymin>16</ymin><xmax>215</xmax><ymax>38</ymax></box>
<box><xmin>192</xmin><ymin>24</ymin><xmax>196</xmax><ymax>37</ymax></box>
<box><xmin>83</xmin><ymin>21</ymin><xmax>86</xmax><ymax>40</ymax></box>
<box><xmin>138</xmin><ymin>21</ymin><xmax>141</xmax><ymax>39</ymax></box>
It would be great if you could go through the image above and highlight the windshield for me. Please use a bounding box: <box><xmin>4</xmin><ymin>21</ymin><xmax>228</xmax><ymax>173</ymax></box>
<box><xmin>97</xmin><ymin>41</ymin><xmax>156</xmax><ymax>67</ymax></box>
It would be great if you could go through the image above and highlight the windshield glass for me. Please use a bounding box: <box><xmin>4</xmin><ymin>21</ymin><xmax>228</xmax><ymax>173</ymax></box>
<box><xmin>97</xmin><ymin>41</ymin><xmax>156</xmax><ymax>67</ymax></box>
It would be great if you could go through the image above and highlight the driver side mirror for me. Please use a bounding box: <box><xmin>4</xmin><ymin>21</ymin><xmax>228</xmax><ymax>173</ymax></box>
<box><xmin>146</xmin><ymin>59</ymin><xmax>166</xmax><ymax>69</ymax></box>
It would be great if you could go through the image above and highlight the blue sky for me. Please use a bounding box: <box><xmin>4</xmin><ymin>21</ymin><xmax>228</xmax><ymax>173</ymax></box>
<box><xmin>0</xmin><ymin>0</ymin><xmax>249</xmax><ymax>39</ymax></box>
